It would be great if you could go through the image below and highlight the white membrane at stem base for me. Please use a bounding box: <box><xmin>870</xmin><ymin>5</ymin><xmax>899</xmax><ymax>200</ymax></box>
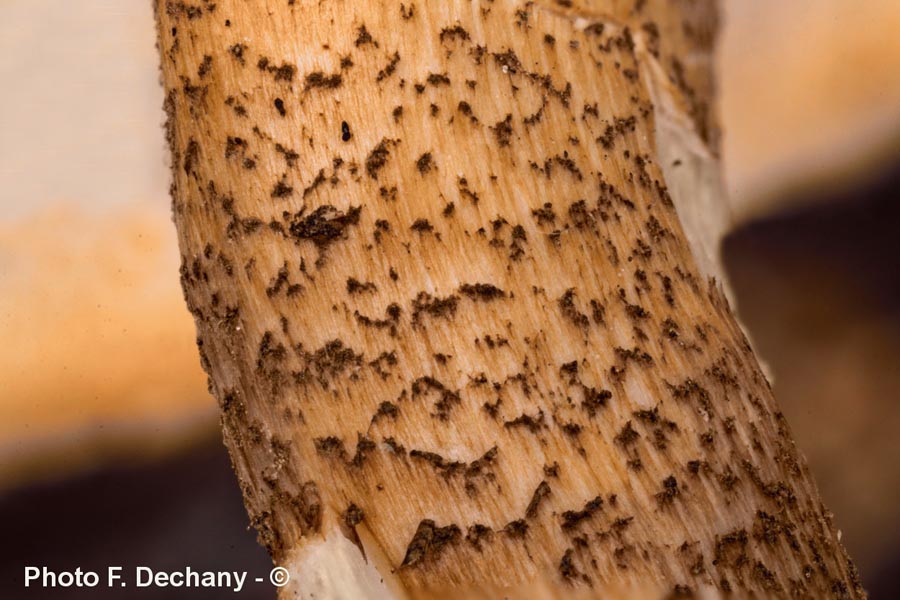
<box><xmin>280</xmin><ymin>531</ymin><xmax>398</xmax><ymax>600</ymax></box>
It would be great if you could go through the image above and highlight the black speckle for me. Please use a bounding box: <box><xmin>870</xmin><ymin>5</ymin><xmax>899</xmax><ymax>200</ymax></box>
<box><xmin>341</xmin><ymin>121</ymin><xmax>352</xmax><ymax>142</ymax></box>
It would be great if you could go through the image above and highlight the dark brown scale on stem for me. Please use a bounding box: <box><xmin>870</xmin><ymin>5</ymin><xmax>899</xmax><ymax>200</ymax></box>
<box><xmin>503</xmin><ymin>519</ymin><xmax>528</xmax><ymax>538</ymax></box>
<box><xmin>439</xmin><ymin>25</ymin><xmax>470</xmax><ymax>43</ymax></box>
<box><xmin>401</xmin><ymin>520</ymin><xmax>461</xmax><ymax>567</ymax></box>
<box><xmin>365</xmin><ymin>138</ymin><xmax>395</xmax><ymax>179</ymax></box>
<box><xmin>197</xmin><ymin>55</ymin><xmax>212</xmax><ymax>78</ymax></box>
<box><xmin>504</xmin><ymin>410</ymin><xmax>545</xmax><ymax>433</ymax></box>
<box><xmin>559</xmin><ymin>289</ymin><xmax>590</xmax><ymax>330</ymax></box>
<box><xmin>492</xmin><ymin>114</ymin><xmax>514</xmax><ymax>147</ymax></box>
<box><xmin>559</xmin><ymin>548</ymin><xmax>586</xmax><ymax>582</ymax></box>
<box><xmin>426</xmin><ymin>73</ymin><xmax>451</xmax><ymax>86</ymax></box>
<box><xmin>655</xmin><ymin>476</ymin><xmax>680</xmax><ymax>507</ymax></box>
<box><xmin>458</xmin><ymin>283</ymin><xmax>505</xmax><ymax>301</ymax></box>
<box><xmin>581</xmin><ymin>387</ymin><xmax>612</xmax><ymax>417</ymax></box>
<box><xmin>285</xmin><ymin>205</ymin><xmax>362</xmax><ymax>250</ymax></box>
<box><xmin>314</xmin><ymin>436</ymin><xmax>346</xmax><ymax>459</ymax></box>
<box><xmin>349</xmin><ymin>435</ymin><xmax>376</xmax><ymax>467</ymax></box>
<box><xmin>228</xmin><ymin>43</ymin><xmax>247</xmax><ymax>65</ymax></box>
<box><xmin>343</xmin><ymin>503</ymin><xmax>364</xmax><ymax>528</ymax></box>
<box><xmin>560</xmin><ymin>495</ymin><xmax>603</xmax><ymax>531</ymax></box>
<box><xmin>525</xmin><ymin>481</ymin><xmax>551</xmax><ymax>519</ymax></box>
<box><xmin>532</xmin><ymin>202</ymin><xmax>556</xmax><ymax>224</ymax></box>
<box><xmin>411</xmin><ymin>292</ymin><xmax>458</xmax><ymax>324</ymax></box>
<box><xmin>270</xmin><ymin>177</ymin><xmax>293</xmax><ymax>199</ymax></box>
<box><xmin>257</xmin><ymin>60</ymin><xmax>296</xmax><ymax>82</ymax></box>
<box><xmin>410</xmin><ymin>219</ymin><xmax>433</xmax><ymax>233</ymax></box>
<box><xmin>346</xmin><ymin>277</ymin><xmax>377</xmax><ymax>294</ymax></box>
<box><xmin>377</xmin><ymin>53</ymin><xmax>400</xmax><ymax>82</ymax></box>
<box><xmin>416</xmin><ymin>152</ymin><xmax>434</xmax><ymax>174</ymax></box>
<box><xmin>354</xmin><ymin>25</ymin><xmax>378</xmax><ymax>48</ymax></box>
<box><xmin>466</xmin><ymin>524</ymin><xmax>492</xmax><ymax>550</ymax></box>
<box><xmin>615</xmin><ymin>421</ymin><xmax>639</xmax><ymax>447</ymax></box>
<box><xmin>304</xmin><ymin>71</ymin><xmax>343</xmax><ymax>91</ymax></box>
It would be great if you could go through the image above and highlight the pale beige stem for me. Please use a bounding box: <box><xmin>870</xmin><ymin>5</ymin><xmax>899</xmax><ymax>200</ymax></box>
<box><xmin>154</xmin><ymin>1</ymin><xmax>862</xmax><ymax>598</ymax></box>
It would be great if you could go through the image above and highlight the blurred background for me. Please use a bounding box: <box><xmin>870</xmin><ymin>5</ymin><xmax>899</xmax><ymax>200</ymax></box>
<box><xmin>1</xmin><ymin>0</ymin><xmax>898</xmax><ymax>597</ymax></box>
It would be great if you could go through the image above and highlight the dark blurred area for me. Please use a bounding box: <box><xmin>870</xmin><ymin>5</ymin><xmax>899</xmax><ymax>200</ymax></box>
<box><xmin>0</xmin><ymin>443</ymin><xmax>272</xmax><ymax>599</ymax></box>
<box><xmin>724</xmin><ymin>166</ymin><xmax>900</xmax><ymax>599</ymax></box>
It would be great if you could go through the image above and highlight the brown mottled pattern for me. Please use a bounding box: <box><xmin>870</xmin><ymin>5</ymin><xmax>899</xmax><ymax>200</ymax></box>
<box><xmin>154</xmin><ymin>0</ymin><xmax>861</xmax><ymax>597</ymax></box>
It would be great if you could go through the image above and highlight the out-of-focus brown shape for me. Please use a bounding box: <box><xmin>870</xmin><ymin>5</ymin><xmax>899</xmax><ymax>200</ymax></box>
<box><xmin>0</xmin><ymin>207</ymin><xmax>212</xmax><ymax>489</ymax></box>
<box><xmin>721</xmin><ymin>0</ymin><xmax>900</xmax><ymax>220</ymax></box>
